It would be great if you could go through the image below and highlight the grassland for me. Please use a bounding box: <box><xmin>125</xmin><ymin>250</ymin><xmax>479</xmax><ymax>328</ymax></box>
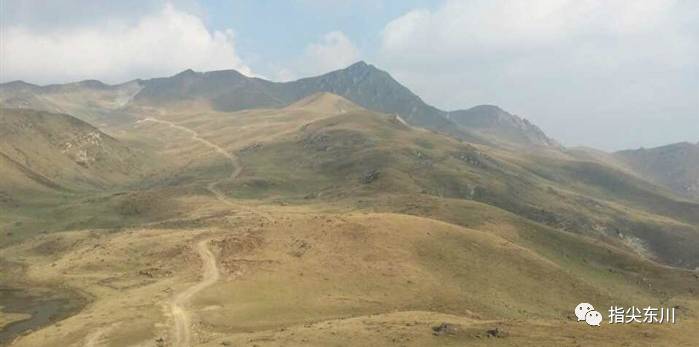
<box><xmin>1</xmin><ymin>94</ymin><xmax>698</xmax><ymax>346</ymax></box>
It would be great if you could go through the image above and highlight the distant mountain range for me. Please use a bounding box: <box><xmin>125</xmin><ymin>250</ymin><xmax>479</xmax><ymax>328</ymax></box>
<box><xmin>1</xmin><ymin>62</ymin><xmax>556</xmax><ymax>148</ymax></box>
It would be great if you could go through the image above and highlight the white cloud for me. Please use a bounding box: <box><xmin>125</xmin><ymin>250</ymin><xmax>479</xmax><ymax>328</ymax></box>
<box><xmin>267</xmin><ymin>30</ymin><xmax>360</xmax><ymax>81</ymax></box>
<box><xmin>271</xmin><ymin>66</ymin><xmax>298</xmax><ymax>82</ymax></box>
<box><xmin>303</xmin><ymin>31</ymin><xmax>360</xmax><ymax>75</ymax></box>
<box><xmin>378</xmin><ymin>0</ymin><xmax>699</xmax><ymax>150</ymax></box>
<box><xmin>1</xmin><ymin>3</ymin><xmax>252</xmax><ymax>84</ymax></box>
<box><xmin>381</xmin><ymin>0</ymin><xmax>690</xmax><ymax>65</ymax></box>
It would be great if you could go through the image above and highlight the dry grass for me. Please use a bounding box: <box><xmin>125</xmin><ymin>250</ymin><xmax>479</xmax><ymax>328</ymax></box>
<box><xmin>2</xmin><ymin>94</ymin><xmax>699</xmax><ymax>346</ymax></box>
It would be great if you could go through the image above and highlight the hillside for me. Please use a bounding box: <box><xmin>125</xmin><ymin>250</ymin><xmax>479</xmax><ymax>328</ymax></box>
<box><xmin>285</xmin><ymin>92</ymin><xmax>367</xmax><ymax>113</ymax></box>
<box><xmin>616</xmin><ymin>142</ymin><xmax>699</xmax><ymax>200</ymax></box>
<box><xmin>2</xmin><ymin>93</ymin><xmax>698</xmax><ymax>347</ymax></box>
<box><xmin>125</xmin><ymin>94</ymin><xmax>699</xmax><ymax>269</ymax></box>
<box><xmin>5</xmin><ymin>207</ymin><xmax>698</xmax><ymax>346</ymax></box>
<box><xmin>0</xmin><ymin>108</ymin><xmax>147</xmax><ymax>194</ymax></box>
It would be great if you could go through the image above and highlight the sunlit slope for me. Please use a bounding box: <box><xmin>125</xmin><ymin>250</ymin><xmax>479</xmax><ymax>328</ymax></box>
<box><xmin>0</xmin><ymin>108</ymin><xmax>150</xmax><ymax>194</ymax></box>
<box><xmin>177</xmin><ymin>94</ymin><xmax>699</xmax><ymax>269</ymax></box>
<box><xmin>4</xmin><ymin>206</ymin><xmax>697</xmax><ymax>346</ymax></box>
<box><xmin>2</xmin><ymin>93</ymin><xmax>698</xmax><ymax>346</ymax></box>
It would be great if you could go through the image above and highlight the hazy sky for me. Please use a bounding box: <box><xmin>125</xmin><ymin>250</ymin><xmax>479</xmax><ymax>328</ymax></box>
<box><xmin>1</xmin><ymin>0</ymin><xmax>697</xmax><ymax>150</ymax></box>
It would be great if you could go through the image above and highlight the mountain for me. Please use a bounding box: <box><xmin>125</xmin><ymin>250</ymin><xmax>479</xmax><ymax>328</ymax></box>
<box><xmin>148</xmin><ymin>62</ymin><xmax>554</xmax><ymax>147</ymax></box>
<box><xmin>0</xmin><ymin>79</ymin><xmax>142</xmax><ymax>126</ymax></box>
<box><xmin>279</xmin><ymin>62</ymin><xmax>457</xmax><ymax>134</ymax></box>
<box><xmin>615</xmin><ymin>142</ymin><xmax>699</xmax><ymax>200</ymax></box>
<box><xmin>4</xmin><ymin>62</ymin><xmax>557</xmax><ymax>148</ymax></box>
<box><xmin>131</xmin><ymin>69</ymin><xmax>283</xmax><ymax>111</ymax></box>
<box><xmin>447</xmin><ymin>105</ymin><xmax>558</xmax><ymax>147</ymax></box>
<box><xmin>131</xmin><ymin>62</ymin><xmax>459</xmax><ymax>135</ymax></box>
<box><xmin>0</xmin><ymin>108</ymin><xmax>146</xmax><ymax>194</ymax></box>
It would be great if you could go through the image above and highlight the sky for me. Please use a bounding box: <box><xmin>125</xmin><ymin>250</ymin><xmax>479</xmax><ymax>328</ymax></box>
<box><xmin>1</xmin><ymin>0</ymin><xmax>697</xmax><ymax>151</ymax></box>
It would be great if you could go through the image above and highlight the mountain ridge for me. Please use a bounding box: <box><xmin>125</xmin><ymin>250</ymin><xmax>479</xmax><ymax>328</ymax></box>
<box><xmin>1</xmin><ymin>61</ymin><xmax>555</xmax><ymax>149</ymax></box>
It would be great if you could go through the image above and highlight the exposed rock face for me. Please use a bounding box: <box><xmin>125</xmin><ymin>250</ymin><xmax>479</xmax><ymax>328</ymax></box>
<box><xmin>432</xmin><ymin>322</ymin><xmax>460</xmax><ymax>336</ymax></box>
<box><xmin>61</xmin><ymin>131</ymin><xmax>104</xmax><ymax>167</ymax></box>
<box><xmin>360</xmin><ymin>169</ymin><xmax>380</xmax><ymax>184</ymax></box>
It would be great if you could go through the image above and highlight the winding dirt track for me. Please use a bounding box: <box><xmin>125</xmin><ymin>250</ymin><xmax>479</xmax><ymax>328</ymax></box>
<box><xmin>139</xmin><ymin>117</ymin><xmax>240</xmax><ymax>346</ymax></box>
<box><xmin>140</xmin><ymin>117</ymin><xmax>242</xmax><ymax>205</ymax></box>
<box><xmin>170</xmin><ymin>239</ymin><xmax>220</xmax><ymax>346</ymax></box>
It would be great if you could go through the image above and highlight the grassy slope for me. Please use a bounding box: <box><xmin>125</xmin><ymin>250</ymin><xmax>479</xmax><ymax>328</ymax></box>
<box><xmin>4</xmin><ymin>203</ymin><xmax>698</xmax><ymax>346</ymax></box>
<box><xmin>0</xmin><ymin>108</ymin><xmax>150</xmax><ymax>192</ymax></box>
<box><xmin>0</xmin><ymin>107</ymin><xmax>233</xmax><ymax>247</ymax></box>
<box><xmin>220</xmin><ymin>103</ymin><xmax>699</xmax><ymax>268</ymax></box>
<box><xmin>2</xmin><ymin>94</ymin><xmax>698</xmax><ymax>346</ymax></box>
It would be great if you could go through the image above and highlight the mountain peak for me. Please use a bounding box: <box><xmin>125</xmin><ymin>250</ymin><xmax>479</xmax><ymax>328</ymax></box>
<box><xmin>174</xmin><ymin>69</ymin><xmax>198</xmax><ymax>78</ymax></box>
<box><xmin>467</xmin><ymin>104</ymin><xmax>505</xmax><ymax>113</ymax></box>
<box><xmin>284</xmin><ymin>61</ymin><xmax>456</xmax><ymax>132</ymax></box>
<box><xmin>73</xmin><ymin>80</ymin><xmax>109</xmax><ymax>89</ymax></box>
<box><xmin>342</xmin><ymin>61</ymin><xmax>379</xmax><ymax>75</ymax></box>
<box><xmin>0</xmin><ymin>80</ymin><xmax>39</xmax><ymax>91</ymax></box>
<box><xmin>346</xmin><ymin>60</ymin><xmax>369</xmax><ymax>69</ymax></box>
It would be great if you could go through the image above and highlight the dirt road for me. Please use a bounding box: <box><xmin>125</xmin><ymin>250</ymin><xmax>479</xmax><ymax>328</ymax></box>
<box><xmin>139</xmin><ymin>117</ymin><xmax>237</xmax><ymax>346</ymax></box>
<box><xmin>138</xmin><ymin>117</ymin><xmax>241</xmax><ymax>206</ymax></box>
<box><xmin>170</xmin><ymin>239</ymin><xmax>220</xmax><ymax>346</ymax></box>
